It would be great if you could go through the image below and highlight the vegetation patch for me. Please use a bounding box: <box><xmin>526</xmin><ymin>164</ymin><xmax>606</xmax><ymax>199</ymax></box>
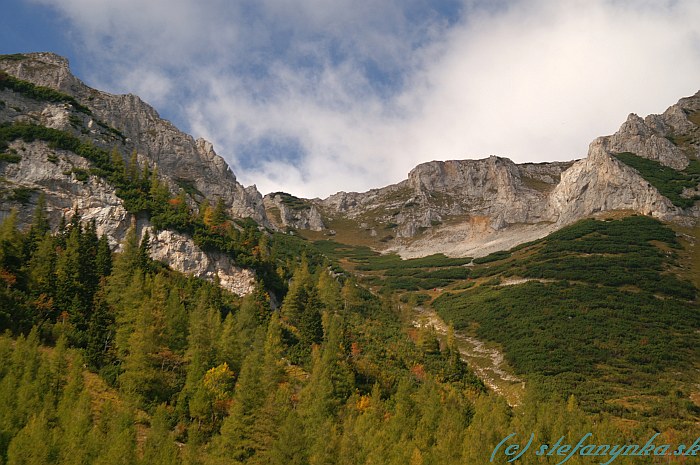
<box><xmin>0</xmin><ymin>70</ymin><xmax>91</xmax><ymax>115</ymax></box>
<box><xmin>8</xmin><ymin>186</ymin><xmax>34</xmax><ymax>203</ymax></box>
<box><xmin>174</xmin><ymin>178</ymin><xmax>203</xmax><ymax>198</ymax></box>
<box><xmin>0</xmin><ymin>53</ymin><xmax>28</xmax><ymax>61</ymax></box>
<box><xmin>71</xmin><ymin>168</ymin><xmax>89</xmax><ymax>182</ymax></box>
<box><xmin>521</xmin><ymin>176</ymin><xmax>554</xmax><ymax>192</ymax></box>
<box><xmin>270</xmin><ymin>191</ymin><xmax>309</xmax><ymax>210</ymax></box>
<box><xmin>0</xmin><ymin>152</ymin><xmax>21</xmax><ymax>163</ymax></box>
<box><xmin>473</xmin><ymin>250</ymin><xmax>510</xmax><ymax>264</ymax></box>
<box><xmin>613</xmin><ymin>152</ymin><xmax>700</xmax><ymax>208</ymax></box>
<box><xmin>433</xmin><ymin>215</ymin><xmax>700</xmax><ymax>420</ymax></box>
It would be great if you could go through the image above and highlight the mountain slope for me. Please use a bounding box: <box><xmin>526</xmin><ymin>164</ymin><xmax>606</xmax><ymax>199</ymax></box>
<box><xmin>275</xmin><ymin>91</ymin><xmax>699</xmax><ymax>258</ymax></box>
<box><xmin>431</xmin><ymin>215</ymin><xmax>699</xmax><ymax>427</ymax></box>
<box><xmin>0</xmin><ymin>52</ymin><xmax>270</xmax><ymax>294</ymax></box>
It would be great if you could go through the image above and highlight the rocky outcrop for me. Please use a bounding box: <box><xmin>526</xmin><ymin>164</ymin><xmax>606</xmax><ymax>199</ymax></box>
<box><xmin>263</xmin><ymin>193</ymin><xmax>325</xmax><ymax>231</ymax></box>
<box><xmin>548</xmin><ymin>139</ymin><xmax>679</xmax><ymax>225</ymax></box>
<box><xmin>0</xmin><ymin>53</ymin><xmax>266</xmax><ymax>295</ymax></box>
<box><xmin>0</xmin><ymin>52</ymin><xmax>269</xmax><ymax>226</ymax></box>
<box><xmin>602</xmin><ymin>113</ymin><xmax>688</xmax><ymax>170</ymax></box>
<box><xmin>0</xmin><ymin>140</ymin><xmax>131</xmax><ymax>241</ymax></box>
<box><xmin>302</xmin><ymin>92</ymin><xmax>699</xmax><ymax>258</ymax></box>
<box><xmin>148</xmin><ymin>229</ymin><xmax>256</xmax><ymax>296</ymax></box>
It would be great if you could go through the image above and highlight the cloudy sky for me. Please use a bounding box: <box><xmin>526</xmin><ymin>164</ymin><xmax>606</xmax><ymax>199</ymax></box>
<box><xmin>2</xmin><ymin>0</ymin><xmax>699</xmax><ymax>197</ymax></box>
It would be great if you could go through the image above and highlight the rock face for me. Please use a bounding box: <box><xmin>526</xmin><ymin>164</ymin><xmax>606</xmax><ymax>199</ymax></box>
<box><xmin>1</xmin><ymin>52</ymin><xmax>698</xmax><ymax>268</ymax></box>
<box><xmin>0</xmin><ymin>52</ymin><xmax>268</xmax><ymax>225</ymax></box>
<box><xmin>263</xmin><ymin>193</ymin><xmax>325</xmax><ymax>231</ymax></box>
<box><xmin>148</xmin><ymin>229</ymin><xmax>255</xmax><ymax>296</ymax></box>
<box><xmin>0</xmin><ymin>52</ymin><xmax>267</xmax><ymax>295</ymax></box>
<box><xmin>284</xmin><ymin>92</ymin><xmax>699</xmax><ymax>258</ymax></box>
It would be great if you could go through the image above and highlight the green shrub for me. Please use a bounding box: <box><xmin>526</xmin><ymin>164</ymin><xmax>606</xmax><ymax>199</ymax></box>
<box><xmin>0</xmin><ymin>70</ymin><xmax>91</xmax><ymax>114</ymax></box>
<box><xmin>613</xmin><ymin>152</ymin><xmax>700</xmax><ymax>208</ymax></box>
<box><xmin>9</xmin><ymin>187</ymin><xmax>34</xmax><ymax>203</ymax></box>
<box><xmin>0</xmin><ymin>152</ymin><xmax>21</xmax><ymax>163</ymax></box>
<box><xmin>72</xmin><ymin>168</ymin><xmax>89</xmax><ymax>182</ymax></box>
<box><xmin>473</xmin><ymin>250</ymin><xmax>511</xmax><ymax>264</ymax></box>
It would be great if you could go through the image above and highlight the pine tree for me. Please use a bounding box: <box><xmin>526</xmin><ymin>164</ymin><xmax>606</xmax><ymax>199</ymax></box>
<box><xmin>127</xmin><ymin>150</ymin><xmax>140</xmax><ymax>183</ymax></box>
<box><xmin>267</xmin><ymin>409</ymin><xmax>308</xmax><ymax>465</ymax></box>
<box><xmin>27</xmin><ymin>233</ymin><xmax>57</xmax><ymax>322</ymax></box>
<box><xmin>0</xmin><ymin>210</ymin><xmax>24</xmax><ymax>283</ymax></box>
<box><xmin>112</xmin><ymin>271</ymin><xmax>145</xmax><ymax>362</ymax></box>
<box><xmin>163</xmin><ymin>288</ymin><xmax>188</xmax><ymax>354</ymax></box>
<box><xmin>110</xmin><ymin>147</ymin><xmax>126</xmax><ymax>180</ymax></box>
<box><xmin>317</xmin><ymin>269</ymin><xmax>342</xmax><ymax>313</ymax></box>
<box><xmin>55</xmin><ymin>355</ymin><xmax>95</xmax><ymax>465</ymax></box>
<box><xmin>140</xmin><ymin>405</ymin><xmax>180</xmax><ymax>465</ymax></box>
<box><xmin>119</xmin><ymin>273</ymin><xmax>175</xmax><ymax>406</ymax></box>
<box><xmin>93</xmin><ymin>406</ymin><xmax>137</xmax><ymax>465</ymax></box>
<box><xmin>95</xmin><ymin>234</ymin><xmax>112</xmax><ymax>278</ymax></box>
<box><xmin>24</xmin><ymin>193</ymin><xmax>49</xmax><ymax>256</ymax></box>
<box><xmin>6</xmin><ymin>412</ymin><xmax>56</xmax><ymax>465</ymax></box>
<box><xmin>84</xmin><ymin>280</ymin><xmax>116</xmax><ymax>371</ymax></box>
<box><xmin>213</xmin><ymin>329</ymin><xmax>266</xmax><ymax>462</ymax></box>
<box><xmin>138</xmin><ymin>229</ymin><xmax>151</xmax><ymax>271</ymax></box>
<box><xmin>79</xmin><ymin>219</ymin><xmax>100</xmax><ymax>298</ymax></box>
<box><xmin>211</xmin><ymin>198</ymin><xmax>227</xmax><ymax>228</ymax></box>
<box><xmin>462</xmin><ymin>394</ymin><xmax>512</xmax><ymax>464</ymax></box>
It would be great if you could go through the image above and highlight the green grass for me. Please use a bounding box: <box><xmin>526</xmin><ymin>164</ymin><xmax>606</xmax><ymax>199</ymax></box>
<box><xmin>613</xmin><ymin>152</ymin><xmax>700</xmax><ymax>208</ymax></box>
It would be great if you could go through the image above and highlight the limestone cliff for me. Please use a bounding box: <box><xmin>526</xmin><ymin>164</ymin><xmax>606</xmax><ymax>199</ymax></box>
<box><xmin>0</xmin><ymin>52</ymin><xmax>261</xmax><ymax>294</ymax></box>
<box><xmin>263</xmin><ymin>192</ymin><xmax>325</xmax><ymax>231</ymax></box>
<box><xmin>2</xmin><ymin>52</ymin><xmax>698</xmax><ymax>270</ymax></box>
<box><xmin>281</xmin><ymin>92</ymin><xmax>699</xmax><ymax>258</ymax></box>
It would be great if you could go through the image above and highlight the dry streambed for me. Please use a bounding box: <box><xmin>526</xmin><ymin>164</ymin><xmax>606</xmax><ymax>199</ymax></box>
<box><xmin>412</xmin><ymin>306</ymin><xmax>525</xmax><ymax>406</ymax></box>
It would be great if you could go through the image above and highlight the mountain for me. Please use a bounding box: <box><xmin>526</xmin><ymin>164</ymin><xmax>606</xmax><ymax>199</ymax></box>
<box><xmin>268</xmin><ymin>93</ymin><xmax>699</xmax><ymax>258</ymax></box>
<box><xmin>2</xmin><ymin>52</ymin><xmax>698</xmax><ymax>290</ymax></box>
<box><xmin>0</xmin><ymin>52</ymin><xmax>698</xmax><ymax>463</ymax></box>
<box><xmin>0</xmin><ymin>52</ymin><xmax>269</xmax><ymax>295</ymax></box>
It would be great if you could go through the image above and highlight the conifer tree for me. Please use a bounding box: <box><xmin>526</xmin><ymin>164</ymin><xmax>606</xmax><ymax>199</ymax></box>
<box><xmin>127</xmin><ymin>150</ymin><xmax>140</xmax><ymax>183</ymax></box>
<box><xmin>110</xmin><ymin>147</ymin><xmax>126</xmax><ymax>179</ymax></box>
<box><xmin>317</xmin><ymin>269</ymin><xmax>342</xmax><ymax>313</ymax></box>
<box><xmin>95</xmin><ymin>234</ymin><xmax>112</xmax><ymax>278</ymax></box>
<box><xmin>27</xmin><ymin>233</ymin><xmax>57</xmax><ymax>322</ymax></box>
<box><xmin>213</xmin><ymin>330</ymin><xmax>266</xmax><ymax>462</ymax></box>
<box><xmin>140</xmin><ymin>405</ymin><xmax>180</xmax><ymax>465</ymax></box>
<box><xmin>0</xmin><ymin>210</ymin><xmax>23</xmax><ymax>282</ymax></box>
<box><xmin>6</xmin><ymin>412</ymin><xmax>55</xmax><ymax>465</ymax></box>
<box><xmin>85</xmin><ymin>280</ymin><xmax>116</xmax><ymax>371</ymax></box>
<box><xmin>24</xmin><ymin>193</ymin><xmax>49</xmax><ymax>257</ymax></box>
<box><xmin>267</xmin><ymin>409</ymin><xmax>308</xmax><ymax>465</ymax></box>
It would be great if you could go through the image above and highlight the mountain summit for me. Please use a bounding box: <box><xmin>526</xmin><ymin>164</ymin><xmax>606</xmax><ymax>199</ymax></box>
<box><xmin>264</xmin><ymin>93</ymin><xmax>700</xmax><ymax>258</ymax></box>
<box><xmin>1</xmin><ymin>52</ymin><xmax>698</xmax><ymax>290</ymax></box>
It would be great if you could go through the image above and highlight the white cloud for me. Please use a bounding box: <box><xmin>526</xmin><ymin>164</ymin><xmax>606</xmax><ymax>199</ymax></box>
<box><xmin>28</xmin><ymin>0</ymin><xmax>700</xmax><ymax>198</ymax></box>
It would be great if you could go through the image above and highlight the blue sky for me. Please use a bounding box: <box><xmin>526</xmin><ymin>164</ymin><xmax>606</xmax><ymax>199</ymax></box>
<box><xmin>2</xmin><ymin>0</ymin><xmax>700</xmax><ymax>198</ymax></box>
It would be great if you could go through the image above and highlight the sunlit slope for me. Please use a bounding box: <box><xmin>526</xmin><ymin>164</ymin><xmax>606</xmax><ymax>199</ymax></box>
<box><xmin>431</xmin><ymin>215</ymin><xmax>699</xmax><ymax>426</ymax></box>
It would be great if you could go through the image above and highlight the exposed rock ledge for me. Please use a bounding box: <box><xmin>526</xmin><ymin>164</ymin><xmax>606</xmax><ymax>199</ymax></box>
<box><xmin>148</xmin><ymin>229</ymin><xmax>256</xmax><ymax>296</ymax></box>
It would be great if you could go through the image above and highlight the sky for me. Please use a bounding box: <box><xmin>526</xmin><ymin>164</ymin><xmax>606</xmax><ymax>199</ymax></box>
<box><xmin>1</xmin><ymin>0</ymin><xmax>699</xmax><ymax>198</ymax></box>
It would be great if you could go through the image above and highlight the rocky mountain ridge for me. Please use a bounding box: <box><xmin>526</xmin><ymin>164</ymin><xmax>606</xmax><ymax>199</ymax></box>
<box><xmin>270</xmin><ymin>92</ymin><xmax>699</xmax><ymax>258</ymax></box>
<box><xmin>0</xmin><ymin>52</ymin><xmax>263</xmax><ymax>294</ymax></box>
<box><xmin>1</xmin><ymin>52</ymin><xmax>698</xmax><ymax>288</ymax></box>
